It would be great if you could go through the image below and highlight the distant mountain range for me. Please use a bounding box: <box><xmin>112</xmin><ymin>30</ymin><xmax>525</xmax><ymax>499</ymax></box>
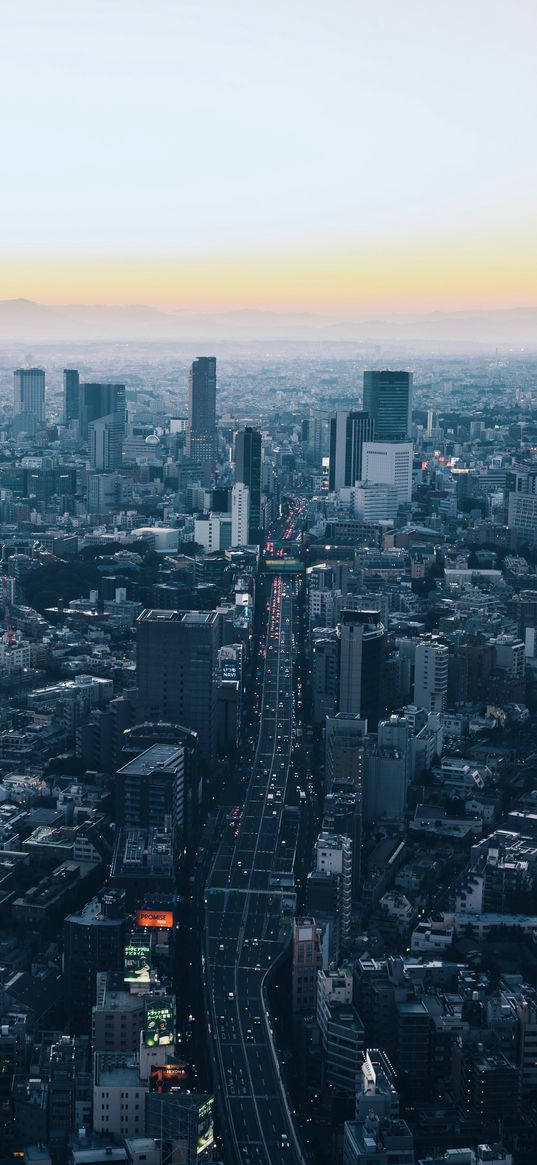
<box><xmin>0</xmin><ymin>298</ymin><xmax>536</xmax><ymax>346</ymax></box>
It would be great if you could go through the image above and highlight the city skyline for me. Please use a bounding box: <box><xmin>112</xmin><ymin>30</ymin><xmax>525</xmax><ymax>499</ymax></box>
<box><xmin>2</xmin><ymin>0</ymin><xmax>536</xmax><ymax>315</ymax></box>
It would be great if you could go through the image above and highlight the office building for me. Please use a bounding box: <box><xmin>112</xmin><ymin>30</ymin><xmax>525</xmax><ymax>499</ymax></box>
<box><xmin>63</xmin><ymin>892</ymin><xmax>126</xmax><ymax>1034</ymax></box>
<box><xmin>361</xmin><ymin>441</ymin><xmax>413</xmax><ymax>505</ymax></box>
<box><xmin>325</xmin><ymin>713</ymin><xmax>367</xmax><ymax>793</ymax></box>
<box><xmin>235</xmin><ymin>426</ymin><xmax>262</xmax><ymax>540</ymax></box>
<box><xmin>364</xmin><ymin>742</ymin><xmax>409</xmax><ymax>824</ymax></box>
<box><xmin>136</xmin><ymin>609</ymin><xmax>220</xmax><ymax>764</ymax></box>
<box><xmin>323</xmin><ymin>790</ymin><xmax>363</xmax><ymax>897</ymax></box>
<box><xmin>145</xmin><ymin>1092</ymin><xmax>214</xmax><ymax>1165</ymax></box>
<box><xmin>343</xmin><ymin>1113</ymin><xmax>414</xmax><ymax>1165</ymax></box>
<box><xmin>338</xmin><ymin>610</ymin><xmax>385</xmax><ymax>728</ymax></box>
<box><xmin>186</xmin><ymin>357</ymin><xmax>217</xmax><ymax>465</ymax></box>
<box><xmin>317</xmin><ymin>969</ymin><xmax>364</xmax><ymax>1096</ymax></box>
<box><xmin>312</xmin><ymin>630</ymin><xmax>339</xmax><ymax>725</ymax></box>
<box><xmin>116</xmin><ymin>743</ymin><xmax>185</xmax><ymax>849</ymax></box>
<box><xmin>353</xmin><ymin>481</ymin><xmax>399</xmax><ymax>524</ymax></box>
<box><xmin>363</xmin><ymin>370</ymin><xmax>413</xmax><ymax>441</ymax></box>
<box><xmin>79</xmin><ymin>382</ymin><xmax>126</xmax><ymax>440</ymax></box>
<box><xmin>414</xmin><ymin>640</ymin><xmax>449</xmax><ymax>712</ymax></box>
<box><xmin>87</xmin><ymin>471</ymin><xmax>133</xmax><ymax>513</ymax></box>
<box><xmin>329</xmin><ymin>410</ymin><xmax>373</xmax><ymax>492</ymax></box>
<box><xmin>516</xmin><ymin>999</ymin><xmax>537</xmax><ymax>1096</ymax></box>
<box><xmin>92</xmin><ymin>973</ymin><xmax>145</xmax><ymax>1053</ymax></box>
<box><xmin>231</xmin><ymin>482</ymin><xmax>250</xmax><ymax>546</ymax></box>
<box><xmin>121</xmin><ymin>721</ymin><xmax>200</xmax><ymax>839</ymax></box>
<box><xmin>315</xmin><ymin>832</ymin><xmax>352</xmax><ymax>943</ymax></box>
<box><xmin>194</xmin><ymin>512</ymin><xmax>232</xmax><ymax>553</ymax></box>
<box><xmin>13</xmin><ymin>368</ymin><xmax>46</xmax><ymax>427</ymax></box>
<box><xmin>305</xmin><ymin>408</ymin><xmax>331</xmax><ymax>465</ymax></box>
<box><xmin>508</xmin><ymin>490</ymin><xmax>537</xmax><ymax>546</ymax></box>
<box><xmin>88</xmin><ymin>413</ymin><xmax>125</xmax><ymax>471</ymax></box>
<box><xmin>292</xmin><ymin>918</ymin><xmax>323</xmax><ymax>1012</ymax></box>
<box><xmin>63</xmin><ymin>369</ymin><xmax>80</xmax><ymax>425</ymax></box>
<box><xmin>355</xmin><ymin>1050</ymin><xmax>400</xmax><ymax>1121</ymax></box>
<box><xmin>93</xmin><ymin>1054</ymin><xmax>147</xmax><ymax>1138</ymax></box>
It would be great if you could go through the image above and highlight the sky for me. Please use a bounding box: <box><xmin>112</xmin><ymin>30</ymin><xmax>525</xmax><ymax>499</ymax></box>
<box><xmin>2</xmin><ymin>0</ymin><xmax>537</xmax><ymax>314</ymax></box>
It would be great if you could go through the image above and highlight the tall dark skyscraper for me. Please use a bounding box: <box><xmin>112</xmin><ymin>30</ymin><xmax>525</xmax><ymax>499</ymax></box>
<box><xmin>186</xmin><ymin>356</ymin><xmax>217</xmax><ymax>463</ymax></box>
<box><xmin>63</xmin><ymin>892</ymin><xmax>126</xmax><ymax>1034</ymax></box>
<box><xmin>63</xmin><ymin>369</ymin><xmax>80</xmax><ymax>426</ymax></box>
<box><xmin>338</xmin><ymin>609</ymin><xmax>385</xmax><ymax>728</ymax></box>
<box><xmin>329</xmin><ymin>410</ymin><xmax>373</xmax><ymax>491</ymax></box>
<box><xmin>13</xmin><ymin>368</ymin><xmax>46</xmax><ymax>426</ymax></box>
<box><xmin>363</xmin><ymin>370</ymin><xmax>413</xmax><ymax>441</ymax></box>
<box><xmin>235</xmin><ymin>426</ymin><xmax>262</xmax><ymax>540</ymax></box>
<box><xmin>136</xmin><ymin>609</ymin><xmax>220</xmax><ymax>764</ymax></box>
<box><xmin>79</xmin><ymin>382</ymin><xmax>126</xmax><ymax>440</ymax></box>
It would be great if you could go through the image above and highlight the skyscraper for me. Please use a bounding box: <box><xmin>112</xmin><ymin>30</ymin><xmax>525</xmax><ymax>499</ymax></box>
<box><xmin>13</xmin><ymin>368</ymin><xmax>46</xmax><ymax>425</ymax></box>
<box><xmin>186</xmin><ymin>357</ymin><xmax>217</xmax><ymax>465</ymax></box>
<box><xmin>234</xmin><ymin>426</ymin><xmax>262</xmax><ymax>540</ymax></box>
<box><xmin>363</xmin><ymin>370</ymin><xmax>413</xmax><ymax>441</ymax></box>
<box><xmin>231</xmin><ymin>482</ymin><xmax>250</xmax><ymax>546</ymax></box>
<box><xmin>79</xmin><ymin>382</ymin><xmax>126</xmax><ymax>440</ymax></box>
<box><xmin>338</xmin><ymin>609</ymin><xmax>385</xmax><ymax>727</ymax></box>
<box><xmin>63</xmin><ymin>891</ymin><xmax>126</xmax><ymax>1034</ymax></box>
<box><xmin>63</xmin><ymin>369</ymin><xmax>80</xmax><ymax>426</ymax></box>
<box><xmin>88</xmin><ymin>413</ymin><xmax>125</xmax><ymax>470</ymax></box>
<box><xmin>360</xmin><ymin>441</ymin><xmax>413</xmax><ymax>505</ymax></box>
<box><xmin>136</xmin><ymin>609</ymin><xmax>221</xmax><ymax>764</ymax></box>
<box><xmin>414</xmin><ymin>640</ymin><xmax>449</xmax><ymax>711</ymax></box>
<box><xmin>329</xmin><ymin>410</ymin><xmax>373</xmax><ymax>492</ymax></box>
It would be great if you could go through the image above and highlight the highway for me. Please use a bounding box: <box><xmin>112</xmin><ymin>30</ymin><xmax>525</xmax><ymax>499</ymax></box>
<box><xmin>204</xmin><ymin>572</ymin><xmax>304</xmax><ymax>1165</ymax></box>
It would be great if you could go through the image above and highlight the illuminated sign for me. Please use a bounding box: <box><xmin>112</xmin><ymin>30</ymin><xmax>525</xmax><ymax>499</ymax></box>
<box><xmin>136</xmin><ymin>909</ymin><xmax>174</xmax><ymax>929</ymax></box>
<box><xmin>144</xmin><ymin>999</ymin><xmax>175</xmax><ymax>1047</ymax></box>
<box><xmin>221</xmin><ymin>661</ymin><xmax>239</xmax><ymax>683</ymax></box>
<box><xmin>150</xmin><ymin>1062</ymin><xmax>189</xmax><ymax>1093</ymax></box>
<box><xmin>197</xmin><ymin>1098</ymin><xmax>214</xmax><ymax>1156</ymax></box>
<box><xmin>124</xmin><ymin>938</ymin><xmax>151</xmax><ymax>984</ymax></box>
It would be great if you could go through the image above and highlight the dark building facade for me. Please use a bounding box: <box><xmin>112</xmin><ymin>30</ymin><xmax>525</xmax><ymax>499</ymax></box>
<box><xmin>63</xmin><ymin>369</ymin><xmax>80</xmax><ymax>426</ymax></box>
<box><xmin>136</xmin><ymin>609</ymin><xmax>220</xmax><ymax>765</ymax></box>
<box><xmin>234</xmin><ymin>426</ymin><xmax>262</xmax><ymax>540</ymax></box>
<box><xmin>63</xmin><ymin>892</ymin><xmax>126</xmax><ymax>1034</ymax></box>
<box><xmin>363</xmin><ymin>370</ymin><xmax>412</xmax><ymax>442</ymax></box>
<box><xmin>186</xmin><ymin>357</ymin><xmax>217</xmax><ymax>467</ymax></box>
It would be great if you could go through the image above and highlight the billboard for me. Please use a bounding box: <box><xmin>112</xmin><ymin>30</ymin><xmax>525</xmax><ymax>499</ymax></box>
<box><xmin>136</xmin><ymin>908</ymin><xmax>174</xmax><ymax>930</ymax></box>
<box><xmin>197</xmin><ymin>1097</ymin><xmax>214</xmax><ymax>1156</ymax></box>
<box><xmin>221</xmin><ymin>660</ymin><xmax>239</xmax><ymax>683</ymax></box>
<box><xmin>144</xmin><ymin>998</ymin><xmax>175</xmax><ymax>1047</ymax></box>
<box><xmin>124</xmin><ymin>938</ymin><xmax>151</xmax><ymax>984</ymax></box>
<box><xmin>149</xmin><ymin>1062</ymin><xmax>189</xmax><ymax>1093</ymax></box>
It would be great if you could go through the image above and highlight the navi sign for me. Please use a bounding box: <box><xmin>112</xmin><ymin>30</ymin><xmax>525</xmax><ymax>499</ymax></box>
<box><xmin>124</xmin><ymin>938</ymin><xmax>151</xmax><ymax>984</ymax></box>
<box><xmin>221</xmin><ymin>660</ymin><xmax>239</xmax><ymax>683</ymax></box>
<box><xmin>144</xmin><ymin>999</ymin><xmax>175</xmax><ymax>1047</ymax></box>
<box><xmin>197</xmin><ymin>1097</ymin><xmax>214</xmax><ymax>1156</ymax></box>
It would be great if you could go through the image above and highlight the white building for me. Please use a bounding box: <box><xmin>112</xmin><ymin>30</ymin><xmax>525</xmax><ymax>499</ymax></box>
<box><xmin>508</xmin><ymin>491</ymin><xmax>537</xmax><ymax>545</ymax></box>
<box><xmin>414</xmin><ymin>640</ymin><xmax>449</xmax><ymax>712</ymax></box>
<box><xmin>194</xmin><ymin>513</ymin><xmax>232</xmax><ymax>552</ymax></box>
<box><xmin>231</xmin><ymin>483</ymin><xmax>250</xmax><ymax>547</ymax></box>
<box><xmin>131</xmin><ymin>526</ymin><xmax>180</xmax><ymax>553</ymax></box>
<box><xmin>353</xmin><ymin>481</ymin><xmax>399</xmax><ymax>524</ymax></box>
<box><xmin>360</xmin><ymin>441</ymin><xmax>413</xmax><ymax>505</ymax></box>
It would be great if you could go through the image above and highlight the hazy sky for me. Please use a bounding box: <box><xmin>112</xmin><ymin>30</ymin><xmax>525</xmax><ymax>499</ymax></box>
<box><xmin>2</xmin><ymin>0</ymin><xmax>537</xmax><ymax>312</ymax></box>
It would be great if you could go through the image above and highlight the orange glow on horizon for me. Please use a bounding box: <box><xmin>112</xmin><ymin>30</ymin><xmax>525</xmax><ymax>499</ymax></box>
<box><xmin>2</xmin><ymin>227</ymin><xmax>536</xmax><ymax>313</ymax></box>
